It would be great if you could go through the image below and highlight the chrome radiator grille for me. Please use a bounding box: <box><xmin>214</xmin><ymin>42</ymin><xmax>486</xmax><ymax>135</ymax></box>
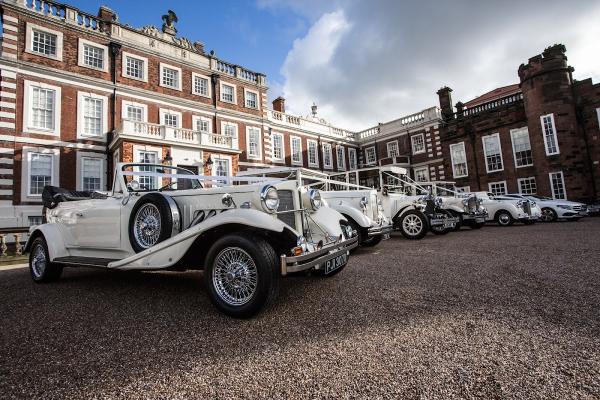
<box><xmin>467</xmin><ymin>196</ymin><xmax>478</xmax><ymax>213</ymax></box>
<box><xmin>371</xmin><ymin>193</ymin><xmax>379</xmax><ymax>220</ymax></box>
<box><xmin>277</xmin><ymin>190</ymin><xmax>297</xmax><ymax>230</ymax></box>
<box><xmin>522</xmin><ymin>201</ymin><xmax>532</xmax><ymax>215</ymax></box>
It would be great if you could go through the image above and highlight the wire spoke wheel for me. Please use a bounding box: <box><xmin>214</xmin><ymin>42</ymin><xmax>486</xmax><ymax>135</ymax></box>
<box><xmin>403</xmin><ymin>214</ymin><xmax>423</xmax><ymax>235</ymax></box>
<box><xmin>133</xmin><ymin>203</ymin><xmax>161</xmax><ymax>248</ymax></box>
<box><xmin>31</xmin><ymin>244</ymin><xmax>47</xmax><ymax>278</ymax></box>
<box><xmin>212</xmin><ymin>247</ymin><xmax>258</xmax><ymax>306</ymax></box>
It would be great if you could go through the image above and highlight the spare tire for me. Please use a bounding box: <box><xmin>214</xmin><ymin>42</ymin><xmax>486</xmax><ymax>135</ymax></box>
<box><xmin>128</xmin><ymin>193</ymin><xmax>181</xmax><ymax>253</ymax></box>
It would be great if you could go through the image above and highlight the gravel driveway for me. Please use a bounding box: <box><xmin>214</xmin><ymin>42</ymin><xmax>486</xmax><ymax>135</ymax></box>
<box><xmin>1</xmin><ymin>219</ymin><xmax>599</xmax><ymax>399</ymax></box>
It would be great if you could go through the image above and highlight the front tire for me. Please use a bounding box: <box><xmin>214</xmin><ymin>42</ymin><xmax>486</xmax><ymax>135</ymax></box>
<box><xmin>448</xmin><ymin>210</ymin><xmax>463</xmax><ymax>231</ymax></box>
<box><xmin>205</xmin><ymin>233</ymin><xmax>279</xmax><ymax>318</ymax></box>
<box><xmin>430</xmin><ymin>210</ymin><xmax>453</xmax><ymax>235</ymax></box>
<box><xmin>398</xmin><ymin>210</ymin><xmax>428</xmax><ymax>240</ymax></box>
<box><xmin>540</xmin><ymin>208</ymin><xmax>557</xmax><ymax>222</ymax></box>
<box><xmin>495</xmin><ymin>210</ymin><xmax>514</xmax><ymax>227</ymax></box>
<box><xmin>29</xmin><ymin>237</ymin><xmax>62</xmax><ymax>283</ymax></box>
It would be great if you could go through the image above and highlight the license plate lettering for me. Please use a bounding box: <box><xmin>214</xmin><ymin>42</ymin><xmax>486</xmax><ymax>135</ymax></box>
<box><xmin>325</xmin><ymin>253</ymin><xmax>348</xmax><ymax>274</ymax></box>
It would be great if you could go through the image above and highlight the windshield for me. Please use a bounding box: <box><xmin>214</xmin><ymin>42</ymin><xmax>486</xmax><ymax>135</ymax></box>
<box><xmin>121</xmin><ymin>164</ymin><xmax>203</xmax><ymax>192</ymax></box>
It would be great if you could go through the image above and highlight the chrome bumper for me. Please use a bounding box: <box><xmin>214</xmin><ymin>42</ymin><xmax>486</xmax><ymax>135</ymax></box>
<box><xmin>462</xmin><ymin>212</ymin><xmax>487</xmax><ymax>222</ymax></box>
<box><xmin>280</xmin><ymin>236</ymin><xmax>359</xmax><ymax>276</ymax></box>
<box><xmin>367</xmin><ymin>223</ymin><xmax>393</xmax><ymax>237</ymax></box>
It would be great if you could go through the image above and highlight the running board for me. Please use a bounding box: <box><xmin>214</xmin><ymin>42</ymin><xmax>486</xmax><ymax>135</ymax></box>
<box><xmin>53</xmin><ymin>256</ymin><xmax>119</xmax><ymax>267</ymax></box>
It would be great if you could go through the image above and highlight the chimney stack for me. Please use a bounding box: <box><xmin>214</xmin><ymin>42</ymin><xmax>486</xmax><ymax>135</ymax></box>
<box><xmin>437</xmin><ymin>86</ymin><xmax>454</xmax><ymax>120</ymax></box>
<box><xmin>272</xmin><ymin>97</ymin><xmax>285</xmax><ymax>113</ymax></box>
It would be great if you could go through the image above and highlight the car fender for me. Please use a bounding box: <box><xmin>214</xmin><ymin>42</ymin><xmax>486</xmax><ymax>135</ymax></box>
<box><xmin>330</xmin><ymin>203</ymin><xmax>371</xmax><ymax>228</ymax></box>
<box><xmin>23</xmin><ymin>224</ymin><xmax>70</xmax><ymax>261</ymax></box>
<box><xmin>392</xmin><ymin>204</ymin><xmax>419</xmax><ymax>222</ymax></box>
<box><xmin>109</xmin><ymin>208</ymin><xmax>291</xmax><ymax>270</ymax></box>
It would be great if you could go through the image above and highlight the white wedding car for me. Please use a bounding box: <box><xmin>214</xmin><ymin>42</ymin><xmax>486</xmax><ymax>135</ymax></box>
<box><xmin>473</xmin><ymin>192</ymin><xmax>541</xmax><ymax>226</ymax></box>
<box><xmin>238</xmin><ymin>167</ymin><xmax>392</xmax><ymax>247</ymax></box>
<box><xmin>25</xmin><ymin>163</ymin><xmax>358</xmax><ymax>318</ymax></box>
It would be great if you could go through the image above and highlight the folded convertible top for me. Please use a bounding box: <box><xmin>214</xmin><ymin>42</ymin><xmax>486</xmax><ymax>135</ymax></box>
<box><xmin>42</xmin><ymin>186</ymin><xmax>107</xmax><ymax>209</ymax></box>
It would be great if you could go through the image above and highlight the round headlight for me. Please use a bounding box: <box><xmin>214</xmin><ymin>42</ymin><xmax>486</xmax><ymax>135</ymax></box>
<box><xmin>260</xmin><ymin>185</ymin><xmax>279</xmax><ymax>213</ymax></box>
<box><xmin>462</xmin><ymin>198</ymin><xmax>469</xmax><ymax>206</ymax></box>
<box><xmin>309</xmin><ymin>189</ymin><xmax>323</xmax><ymax>211</ymax></box>
<box><xmin>434</xmin><ymin>197</ymin><xmax>443</xmax><ymax>207</ymax></box>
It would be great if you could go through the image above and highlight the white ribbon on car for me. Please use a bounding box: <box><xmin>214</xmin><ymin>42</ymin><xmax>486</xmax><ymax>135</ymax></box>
<box><xmin>121</xmin><ymin>170</ymin><xmax>284</xmax><ymax>186</ymax></box>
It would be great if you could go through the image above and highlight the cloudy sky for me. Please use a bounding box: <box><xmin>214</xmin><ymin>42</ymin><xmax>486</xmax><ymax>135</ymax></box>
<box><xmin>72</xmin><ymin>0</ymin><xmax>600</xmax><ymax>130</ymax></box>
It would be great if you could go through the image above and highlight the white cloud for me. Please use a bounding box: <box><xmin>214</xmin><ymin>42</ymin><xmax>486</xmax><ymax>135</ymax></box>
<box><xmin>270</xmin><ymin>0</ymin><xmax>600</xmax><ymax>130</ymax></box>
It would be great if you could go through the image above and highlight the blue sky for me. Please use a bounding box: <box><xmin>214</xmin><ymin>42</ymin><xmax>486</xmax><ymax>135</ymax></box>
<box><xmin>67</xmin><ymin>1</ymin><xmax>600</xmax><ymax>130</ymax></box>
<box><xmin>68</xmin><ymin>0</ymin><xmax>307</xmax><ymax>95</ymax></box>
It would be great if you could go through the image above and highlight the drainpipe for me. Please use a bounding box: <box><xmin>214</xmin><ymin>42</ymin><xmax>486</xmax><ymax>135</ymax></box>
<box><xmin>109</xmin><ymin>42</ymin><xmax>121</xmax><ymax>182</ymax></box>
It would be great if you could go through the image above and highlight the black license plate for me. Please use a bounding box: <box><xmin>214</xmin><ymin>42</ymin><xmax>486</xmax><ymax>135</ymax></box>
<box><xmin>325</xmin><ymin>253</ymin><xmax>348</xmax><ymax>274</ymax></box>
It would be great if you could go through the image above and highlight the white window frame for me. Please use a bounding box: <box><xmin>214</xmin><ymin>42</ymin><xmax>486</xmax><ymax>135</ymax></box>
<box><xmin>77</xmin><ymin>38</ymin><xmax>108</xmax><ymax>72</ymax></box>
<box><xmin>482</xmin><ymin>132</ymin><xmax>504</xmax><ymax>173</ymax></box>
<box><xmin>336</xmin><ymin>145</ymin><xmax>345</xmax><ymax>170</ymax></box>
<box><xmin>159</xmin><ymin>63</ymin><xmax>182</xmax><ymax>91</ymax></box>
<box><xmin>122</xmin><ymin>52</ymin><xmax>148</xmax><ymax>82</ymax></box>
<box><xmin>365</xmin><ymin>146</ymin><xmax>376</xmax><ymax>165</ymax></box>
<box><xmin>221</xmin><ymin>121</ymin><xmax>238</xmax><ymax>138</ymax></box>
<box><xmin>387</xmin><ymin>140</ymin><xmax>399</xmax><ymax>158</ymax></box>
<box><xmin>159</xmin><ymin>109</ymin><xmax>182</xmax><ymax>128</ymax></box>
<box><xmin>549</xmin><ymin>171</ymin><xmax>567</xmax><ymax>200</ymax></box>
<box><xmin>289</xmin><ymin>136</ymin><xmax>303</xmax><ymax>165</ymax></box>
<box><xmin>411</xmin><ymin>134</ymin><xmax>425</xmax><ymax>155</ymax></box>
<box><xmin>23</xmin><ymin>80</ymin><xmax>62</xmax><ymax>137</ymax></box>
<box><xmin>21</xmin><ymin>146</ymin><xmax>60</xmax><ymax>201</ymax></box>
<box><xmin>540</xmin><ymin>113</ymin><xmax>560</xmax><ymax>156</ymax></box>
<box><xmin>246</xmin><ymin>126</ymin><xmax>262</xmax><ymax>160</ymax></box>
<box><xmin>449</xmin><ymin>142</ymin><xmax>468</xmax><ymax>178</ymax></box>
<box><xmin>244</xmin><ymin>88</ymin><xmax>260</xmax><ymax>109</ymax></box>
<box><xmin>133</xmin><ymin>144</ymin><xmax>162</xmax><ymax>190</ymax></box>
<box><xmin>517</xmin><ymin>177</ymin><xmax>537</xmax><ymax>195</ymax></box>
<box><xmin>271</xmin><ymin>132</ymin><xmax>285</xmax><ymax>163</ymax></box>
<box><xmin>307</xmin><ymin>139</ymin><xmax>319</xmax><ymax>168</ymax></box>
<box><xmin>414</xmin><ymin>166</ymin><xmax>429</xmax><ymax>182</ymax></box>
<box><xmin>220</xmin><ymin>82</ymin><xmax>237</xmax><ymax>104</ymax></box>
<box><xmin>121</xmin><ymin>100</ymin><xmax>148</xmax><ymax>122</ymax></box>
<box><xmin>348</xmin><ymin>147</ymin><xmax>357</xmax><ymax>170</ymax></box>
<box><xmin>488</xmin><ymin>181</ymin><xmax>507</xmax><ymax>196</ymax></box>
<box><xmin>192</xmin><ymin>115</ymin><xmax>212</xmax><ymax>133</ymax></box>
<box><xmin>322</xmin><ymin>143</ymin><xmax>333</xmax><ymax>169</ymax></box>
<box><xmin>510</xmin><ymin>127</ymin><xmax>533</xmax><ymax>168</ymax></box>
<box><xmin>76</xmin><ymin>152</ymin><xmax>107</xmax><ymax>191</ymax></box>
<box><xmin>25</xmin><ymin>22</ymin><xmax>63</xmax><ymax>61</ymax></box>
<box><xmin>77</xmin><ymin>92</ymin><xmax>108</xmax><ymax>141</ymax></box>
<box><xmin>191</xmin><ymin>72</ymin><xmax>211</xmax><ymax>98</ymax></box>
<box><xmin>212</xmin><ymin>154</ymin><xmax>233</xmax><ymax>183</ymax></box>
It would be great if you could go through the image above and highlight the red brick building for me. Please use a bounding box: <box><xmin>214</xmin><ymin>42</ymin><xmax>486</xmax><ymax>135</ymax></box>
<box><xmin>0</xmin><ymin>1</ymin><xmax>597</xmax><ymax>230</ymax></box>
<box><xmin>0</xmin><ymin>0</ymin><xmax>357</xmax><ymax>228</ymax></box>
<box><xmin>436</xmin><ymin>44</ymin><xmax>599</xmax><ymax>201</ymax></box>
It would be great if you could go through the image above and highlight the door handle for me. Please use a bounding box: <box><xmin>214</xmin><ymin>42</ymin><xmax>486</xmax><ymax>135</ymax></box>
<box><xmin>75</xmin><ymin>212</ymin><xmax>84</xmax><ymax>217</ymax></box>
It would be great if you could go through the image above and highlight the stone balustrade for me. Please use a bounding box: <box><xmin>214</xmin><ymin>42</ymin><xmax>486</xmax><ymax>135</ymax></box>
<box><xmin>0</xmin><ymin>227</ymin><xmax>29</xmax><ymax>260</ymax></box>
<box><xmin>214</xmin><ymin>60</ymin><xmax>261</xmax><ymax>85</ymax></box>
<box><xmin>267</xmin><ymin>109</ymin><xmax>355</xmax><ymax>140</ymax></box>
<box><xmin>462</xmin><ymin>93</ymin><xmax>524</xmax><ymax>117</ymax></box>
<box><xmin>118</xmin><ymin>120</ymin><xmax>238</xmax><ymax>150</ymax></box>
<box><xmin>22</xmin><ymin>0</ymin><xmax>107</xmax><ymax>33</ymax></box>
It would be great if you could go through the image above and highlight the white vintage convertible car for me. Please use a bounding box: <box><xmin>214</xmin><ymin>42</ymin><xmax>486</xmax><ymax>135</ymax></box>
<box><xmin>238</xmin><ymin>167</ymin><xmax>392</xmax><ymax>248</ymax></box>
<box><xmin>25</xmin><ymin>163</ymin><xmax>358</xmax><ymax>318</ymax></box>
